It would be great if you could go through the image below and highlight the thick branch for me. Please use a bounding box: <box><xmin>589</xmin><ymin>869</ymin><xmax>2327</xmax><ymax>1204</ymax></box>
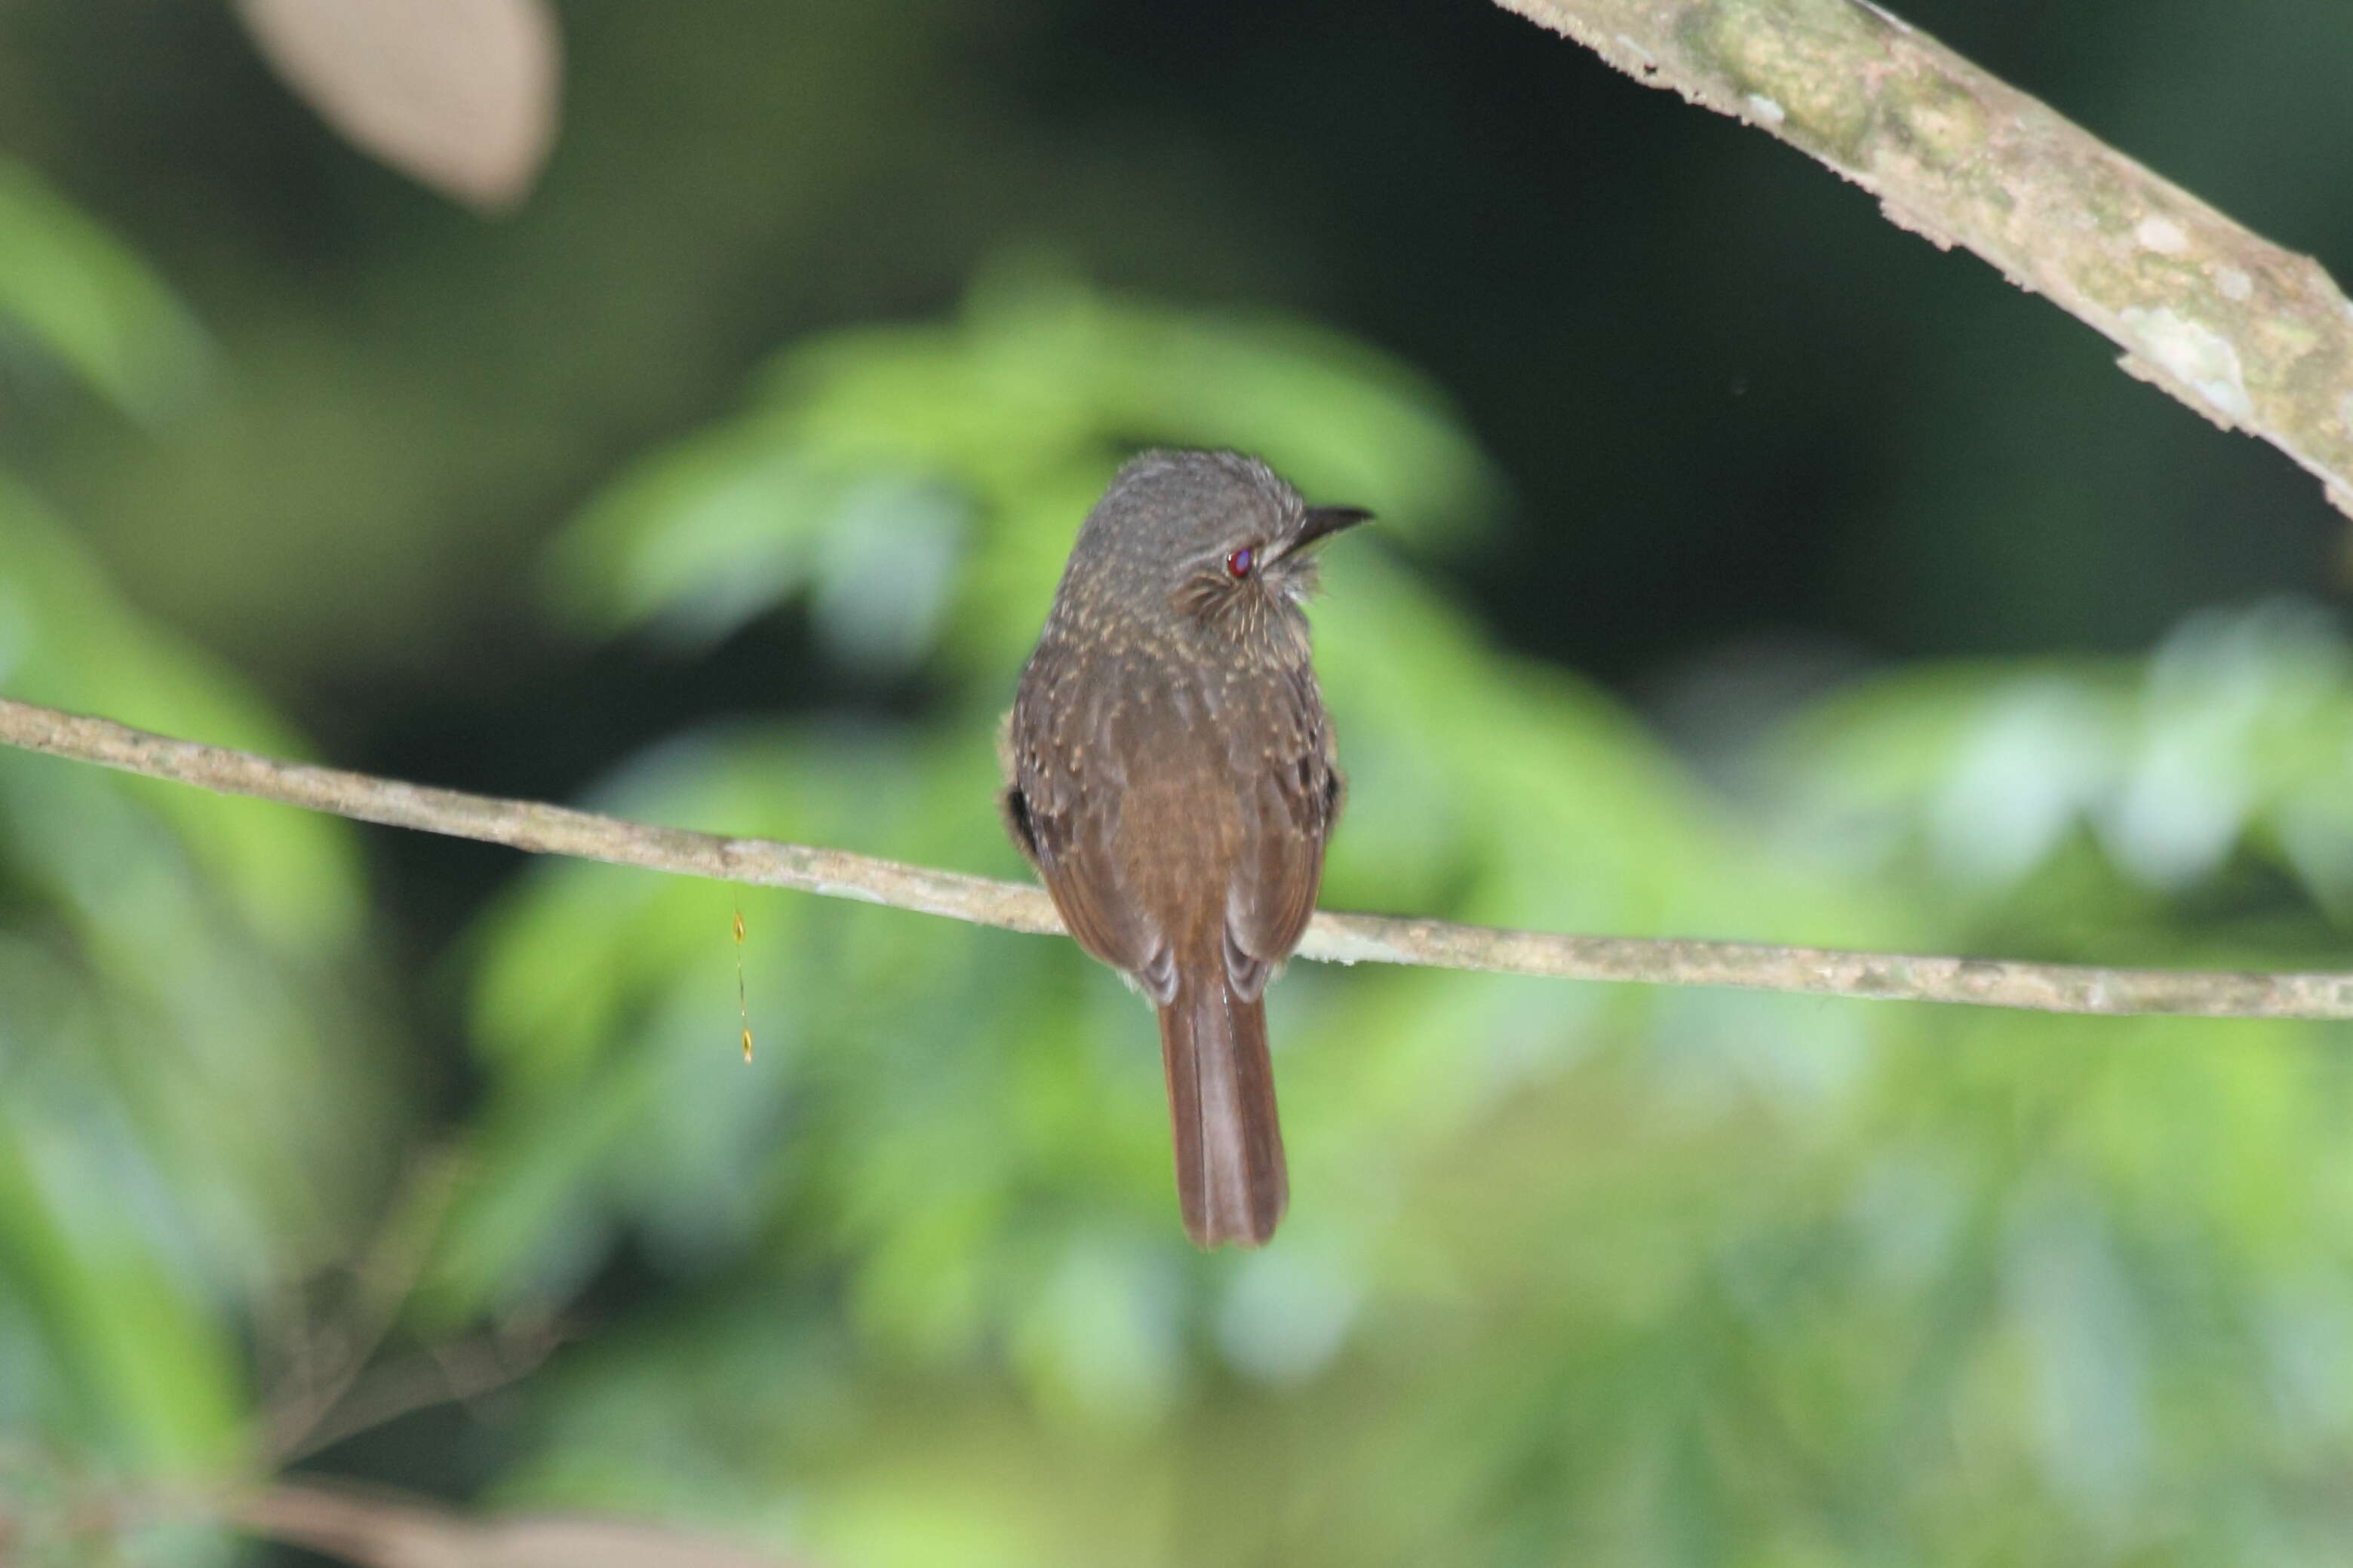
<box><xmin>8</xmin><ymin>697</ymin><xmax>2352</xmax><ymax>1018</ymax></box>
<box><xmin>1493</xmin><ymin>0</ymin><xmax>2353</xmax><ymax>519</ymax></box>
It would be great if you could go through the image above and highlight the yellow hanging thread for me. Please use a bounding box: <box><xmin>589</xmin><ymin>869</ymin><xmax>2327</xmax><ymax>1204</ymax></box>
<box><xmin>734</xmin><ymin>905</ymin><xmax>752</xmax><ymax>1063</ymax></box>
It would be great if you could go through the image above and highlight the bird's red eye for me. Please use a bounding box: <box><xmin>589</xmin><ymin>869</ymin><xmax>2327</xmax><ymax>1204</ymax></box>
<box><xmin>1225</xmin><ymin>547</ymin><xmax>1255</xmax><ymax>578</ymax></box>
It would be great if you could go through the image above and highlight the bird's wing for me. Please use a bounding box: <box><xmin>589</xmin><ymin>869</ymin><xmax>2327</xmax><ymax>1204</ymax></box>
<box><xmin>1003</xmin><ymin>683</ymin><xmax>1172</xmax><ymax>1000</ymax></box>
<box><xmin>1222</xmin><ymin>670</ymin><xmax>1341</xmax><ymax>1000</ymax></box>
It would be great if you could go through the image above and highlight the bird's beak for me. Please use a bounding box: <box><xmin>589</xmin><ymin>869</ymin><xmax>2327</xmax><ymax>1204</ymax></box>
<box><xmin>1283</xmin><ymin>505</ymin><xmax>1373</xmax><ymax>557</ymax></box>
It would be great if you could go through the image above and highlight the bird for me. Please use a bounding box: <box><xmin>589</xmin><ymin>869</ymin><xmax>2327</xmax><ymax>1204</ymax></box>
<box><xmin>1000</xmin><ymin>449</ymin><xmax>1368</xmax><ymax>1247</ymax></box>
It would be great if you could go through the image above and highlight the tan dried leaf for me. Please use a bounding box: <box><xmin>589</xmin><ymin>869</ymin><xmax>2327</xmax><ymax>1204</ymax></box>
<box><xmin>235</xmin><ymin>0</ymin><xmax>561</xmax><ymax>212</ymax></box>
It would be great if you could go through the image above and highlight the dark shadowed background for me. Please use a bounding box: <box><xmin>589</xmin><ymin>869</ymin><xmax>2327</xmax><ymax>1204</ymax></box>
<box><xmin>6</xmin><ymin>2</ymin><xmax>2353</xmax><ymax>1564</ymax></box>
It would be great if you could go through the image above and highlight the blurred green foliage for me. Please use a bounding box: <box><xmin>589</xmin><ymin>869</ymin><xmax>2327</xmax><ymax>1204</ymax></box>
<box><xmin>0</xmin><ymin>162</ymin><xmax>205</xmax><ymax>423</ymax></box>
<box><xmin>8</xmin><ymin>19</ymin><xmax>2353</xmax><ymax>1567</ymax></box>
<box><xmin>0</xmin><ymin>161</ymin><xmax>401</xmax><ymax>1557</ymax></box>
<box><xmin>414</xmin><ymin>272</ymin><xmax>2353</xmax><ymax>1568</ymax></box>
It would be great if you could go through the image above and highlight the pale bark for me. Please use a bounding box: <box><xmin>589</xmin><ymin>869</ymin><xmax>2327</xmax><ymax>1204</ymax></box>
<box><xmin>1490</xmin><ymin>0</ymin><xmax>2353</xmax><ymax>518</ymax></box>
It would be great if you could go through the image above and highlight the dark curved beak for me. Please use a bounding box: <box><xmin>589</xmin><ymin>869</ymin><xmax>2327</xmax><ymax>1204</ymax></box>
<box><xmin>1286</xmin><ymin>505</ymin><xmax>1373</xmax><ymax>556</ymax></box>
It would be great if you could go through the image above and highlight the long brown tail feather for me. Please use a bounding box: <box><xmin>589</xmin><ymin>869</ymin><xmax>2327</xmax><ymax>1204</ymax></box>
<box><xmin>1157</xmin><ymin>971</ymin><xmax>1288</xmax><ymax>1247</ymax></box>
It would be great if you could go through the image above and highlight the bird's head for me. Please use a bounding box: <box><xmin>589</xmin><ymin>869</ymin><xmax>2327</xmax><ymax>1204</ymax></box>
<box><xmin>1063</xmin><ymin>449</ymin><xmax>1369</xmax><ymax>645</ymax></box>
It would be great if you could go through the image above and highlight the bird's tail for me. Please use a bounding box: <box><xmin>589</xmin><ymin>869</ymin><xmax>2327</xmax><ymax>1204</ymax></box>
<box><xmin>1157</xmin><ymin>969</ymin><xmax>1288</xmax><ymax>1247</ymax></box>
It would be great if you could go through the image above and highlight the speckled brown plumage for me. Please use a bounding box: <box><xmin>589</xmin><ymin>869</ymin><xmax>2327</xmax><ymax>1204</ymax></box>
<box><xmin>1001</xmin><ymin>450</ymin><xmax>1365</xmax><ymax>1247</ymax></box>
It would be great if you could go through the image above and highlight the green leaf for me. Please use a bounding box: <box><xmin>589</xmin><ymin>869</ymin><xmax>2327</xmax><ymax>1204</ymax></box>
<box><xmin>0</xmin><ymin>159</ymin><xmax>206</xmax><ymax>417</ymax></box>
<box><xmin>0</xmin><ymin>476</ymin><xmax>361</xmax><ymax>951</ymax></box>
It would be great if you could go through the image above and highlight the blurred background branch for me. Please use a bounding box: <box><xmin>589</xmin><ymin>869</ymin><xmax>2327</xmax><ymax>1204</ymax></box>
<box><xmin>268</xmin><ymin>1315</ymin><xmax>571</xmax><ymax>1470</ymax></box>
<box><xmin>9</xmin><ymin>693</ymin><xmax>2353</xmax><ymax>1020</ymax></box>
<box><xmin>229</xmin><ymin>1479</ymin><xmax>803</xmax><ymax>1568</ymax></box>
<box><xmin>1494</xmin><ymin>0</ymin><xmax>2353</xmax><ymax>520</ymax></box>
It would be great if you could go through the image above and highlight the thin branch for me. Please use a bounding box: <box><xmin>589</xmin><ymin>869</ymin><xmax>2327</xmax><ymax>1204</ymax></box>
<box><xmin>1491</xmin><ymin>0</ymin><xmax>2353</xmax><ymax>521</ymax></box>
<box><xmin>263</xmin><ymin>1149</ymin><xmax>478</xmax><ymax>1464</ymax></box>
<box><xmin>272</xmin><ymin>1314</ymin><xmax>570</xmax><ymax>1466</ymax></box>
<box><xmin>5</xmin><ymin>695</ymin><xmax>2353</xmax><ymax>1019</ymax></box>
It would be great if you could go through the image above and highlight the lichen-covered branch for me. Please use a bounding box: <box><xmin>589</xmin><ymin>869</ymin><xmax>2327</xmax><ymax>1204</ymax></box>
<box><xmin>8</xmin><ymin>695</ymin><xmax>2353</xmax><ymax>1020</ymax></box>
<box><xmin>1490</xmin><ymin>0</ymin><xmax>2353</xmax><ymax>518</ymax></box>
